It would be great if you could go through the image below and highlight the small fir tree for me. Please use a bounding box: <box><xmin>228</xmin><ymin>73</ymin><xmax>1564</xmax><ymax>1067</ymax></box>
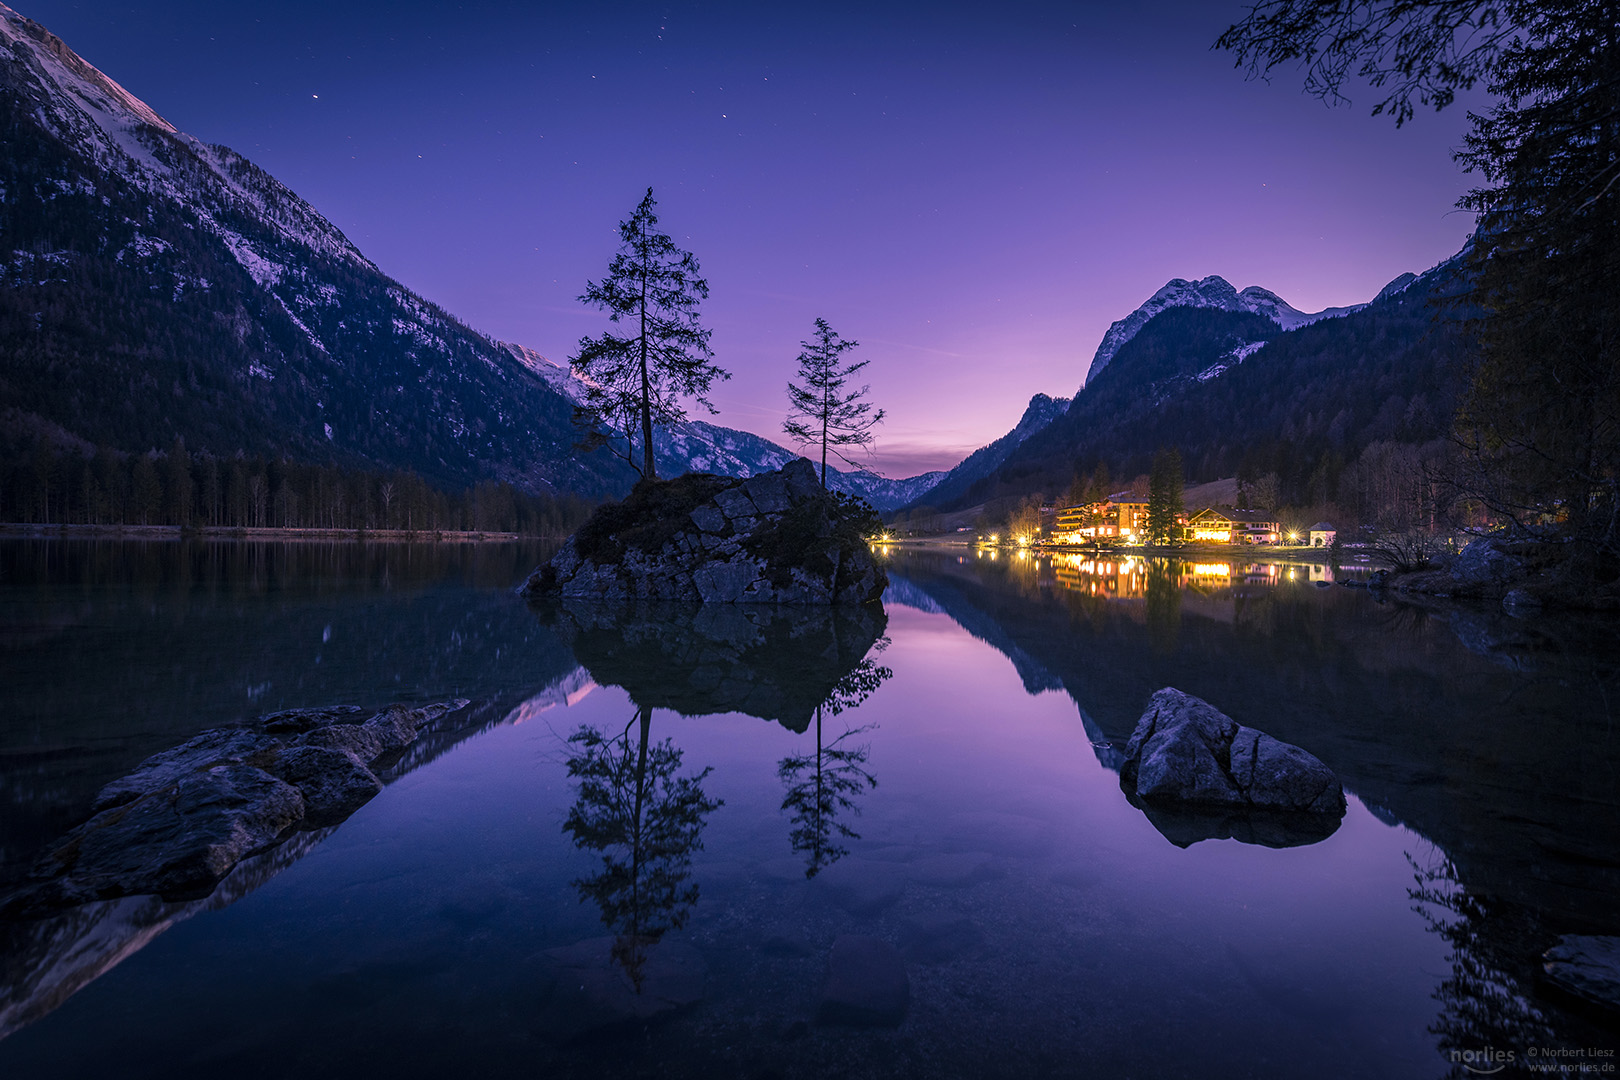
<box><xmin>783</xmin><ymin>318</ymin><xmax>885</xmax><ymax>487</ymax></box>
<box><xmin>573</xmin><ymin>189</ymin><xmax>727</xmax><ymax>480</ymax></box>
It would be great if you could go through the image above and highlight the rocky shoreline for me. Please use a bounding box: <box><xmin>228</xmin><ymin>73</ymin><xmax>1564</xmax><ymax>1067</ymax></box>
<box><xmin>1348</xmin><ymin>535</ymin><xmax>1620</xmax><ymax>612</ymax></box>
<box><xmin>1</xmin><ymin>700</ymin><xmax>468</xmax><ymax>918</ymax></box>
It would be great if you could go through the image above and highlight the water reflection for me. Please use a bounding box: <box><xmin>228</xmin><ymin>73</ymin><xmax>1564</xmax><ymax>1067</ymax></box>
<box><xmin>538</xmin><ymin>601</ymin><xmax>888</xmax><ymax>731</ymax></box>
<box><xmin>777</xmin><ymin>648</ymin><xmax>890</xmax><ymax>878</ymax></box>
<box><xmin>0</xmin><ymin>537</ymin><xmax>571</xmax><ymax>873</ymax></box>
<box><xmin>1406</xmin><ymin>851</ymin><xmax>1557</xmax><ymax>1079</ymax></box>
<box><xmin>886</xmin><ymin>545</ymin><xmax>1620</xmax><ymax>1060</ymax></box>
<box><xmin>562</xmin><ymin>707</ymin><xmax>722</xmax><ymax>990</ymax></box>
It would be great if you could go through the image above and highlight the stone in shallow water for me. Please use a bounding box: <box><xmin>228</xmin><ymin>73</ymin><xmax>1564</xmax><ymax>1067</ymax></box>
<box><xmin>270</xmin><ymin>745</ymin><xmax>382</xmax><ymax>827</ymax></box>
<box><xmin>899</xmin><ymin>913</ymin><xmax>987</xmax><ymax>964</ymax></box>
<box><xmin>817</xmin><ymin>935</ymin><xmax>909</xmax><ymax>1027</ymax></box>
<box><xmin>758</xmin><ymin>925</ymin><xmax>813</xmax><ymax>958</ymax></box>
<box><xmin>539</xmin><ymin>937</ymin><xmax>707</xmax><ymax>1037</ymax></box>
<box><xmin>1543</xmin><ymin>935</ymin><xmax>1620</xmax><ymax>1011</ymax></box>
<box><xmin>814</xmin><ymin>859</ymin><xmax>907</xmax><ymax>915</ymax></box>
<box><xmin>36</xmin><ymin>764</ymin><xmax>307</xmax><ymax>904</ymax></box>
<box><xmin>2</xmin><ymin>700</ymin><xmax>467</xmax><ymax>916</ymax></box>
<box><xmin>1122</xmin><ymin>688</ymin><xmax>1346</xmax><ymax>817</ymax></box>
<box><xmin>907</xmin><ymin>851</ymin><xmax>1000</xmax><ymax>888</ymax></box>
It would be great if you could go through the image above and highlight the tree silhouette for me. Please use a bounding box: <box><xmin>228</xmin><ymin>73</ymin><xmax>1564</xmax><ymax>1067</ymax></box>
<box><xmin>1218</xmin><ymin>1</ymin><xmax>1620</xmax><ymax>577</ymax></box>
<box><xmin>1406</xmin><ymin>850</ymin><xmax>1554</xmax><ymax>1077</ymax></box>
<box><xmin>777</xmin><ymin>648</ymin><xmax>891</xmax><ymax>877</ymax></box>
<box><xmin>783</xmin><ymin>317</ymin><xmax>885</xmax><ymax>487</ymax></box>
<box><xmin>572</xmin><ymin>188</ymin><xmax>727</xmax><ymax>480</ymax></box>
<box><xmin>562</xmin><ymin>705</ymin><xmax>722</xmax><ymax>988</ymax></box>
<box><xmin>1147</xmin><ymin>448</ymin><xmax>1184</xmax><ymax>546</ymax></box>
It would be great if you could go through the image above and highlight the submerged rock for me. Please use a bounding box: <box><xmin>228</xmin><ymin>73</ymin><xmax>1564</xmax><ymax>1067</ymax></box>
<box><xmin>519</xmin><ymin>459</ymin><xmax>887</xmax><ymax>605</ymax></box>
<box><xmin>536</xmin><ymin>936</ymin><xmax>707</xmax><ymax>1037</ymax></box>
<box><xmin>817</xmin><ymin>935</ymin><xmax>909</xmax><ymax>1027</ymax></box>
<box><xmin>1119</xmin><ymin>689</ymin><xmax>1346</xmax><ymax>846</ymax></box>
<box><xmin>2</xmin><ymin>700</ymin><xmax>468</xmax><ymax>916</ymax></box>
<box><xmin>814</xmin><ymin>858</ymin><xmax>907</xmax><ymax>915</ymax></box>
<box><xmin>898</xmin><ymin>913</ymin><xmax>987</xmax><ymax>965</ymax></box>
<box><xmin>1542</xmin><ymin>935</ymin><xmax>1620</xmax><ymax>1012</ymax></box>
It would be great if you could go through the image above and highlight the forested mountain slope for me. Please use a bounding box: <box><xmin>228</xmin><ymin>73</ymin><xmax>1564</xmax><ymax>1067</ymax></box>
<box><xmin>943</xmin><ymin>266</ymin><xmax>1471</xmax><ymax>509</ymax></box>
<box><xmin>0</xmin><ymin>4</ymin><xmax>631</xmax><ymax>496</ymax></box>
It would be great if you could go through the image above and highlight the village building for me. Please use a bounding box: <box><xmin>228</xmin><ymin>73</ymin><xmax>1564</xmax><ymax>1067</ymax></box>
<box><xmin>1052</xmin><ymin>491</ymin><xmax>1152</xmax><ymax>543</ymax></box>
<box><xmin>1185</xmin><ymin>507</ymin><xmax>1281</xmax><ymax>544</ymax></box>
<box><xmin>1307</xmin><ymin>521</ymin><xmax>1337</xmax><ymax>547</ymax></box>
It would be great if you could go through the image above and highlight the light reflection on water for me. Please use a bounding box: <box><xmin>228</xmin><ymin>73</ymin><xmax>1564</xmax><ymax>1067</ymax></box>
<box><xmin>0</xmin><ymin>539</ymin><xmax>1614</xmax><ymax>1078</ymax></box>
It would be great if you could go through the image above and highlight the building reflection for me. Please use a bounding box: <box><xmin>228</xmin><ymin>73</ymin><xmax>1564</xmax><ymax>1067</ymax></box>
<box><xmin>1011</xmin><ymin>552</ymin><xmax>1335</xmax><ymax>600</ymax></box>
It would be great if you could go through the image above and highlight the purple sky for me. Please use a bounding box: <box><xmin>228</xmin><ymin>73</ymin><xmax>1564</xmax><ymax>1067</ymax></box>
<box><xmin>28</xmin><ymin>1</ymin><xmax>1479</xmax><ymax>477</ymax></box>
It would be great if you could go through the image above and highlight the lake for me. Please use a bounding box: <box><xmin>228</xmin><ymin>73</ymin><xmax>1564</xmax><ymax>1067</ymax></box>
<box><xmin>1</xmin><ymin>539</ymin><xmax>1615</xmax><ymax>1078</ymax></box>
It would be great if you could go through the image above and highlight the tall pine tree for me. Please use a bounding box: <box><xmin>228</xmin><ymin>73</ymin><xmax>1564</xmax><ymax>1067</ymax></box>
<box><xmin>573</xmin><ymin>189</ymin><xmax>727</xmax><ymax>480</ymax></box>
<box><xmin>1147</xmin><ymin>447</ymin><xmax>1184</xmax><ymax>546</ymax></box>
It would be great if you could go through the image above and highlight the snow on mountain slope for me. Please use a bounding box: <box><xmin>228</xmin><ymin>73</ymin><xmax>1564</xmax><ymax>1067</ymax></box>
<box><xmin>0</xmin><ymin>3</ymin><xmax>629</xmax><ymax>493</ymax></box>
<box><xmin>0</xmin><ymin>5</ymin><xmax>368</xmax><ymax>270</ymax></box>
<box><xmin>1081</xmin><ymin>275</ymin><xmax>1365</xmax><ymax>389</ymax></box>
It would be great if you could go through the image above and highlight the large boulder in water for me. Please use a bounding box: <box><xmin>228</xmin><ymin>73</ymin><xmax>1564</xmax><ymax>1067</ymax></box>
<box><xmin>519</xmin><ymin>459</ymin><xmax>887</xmax><ymax>605</ymax></box>
<box><xmin>2</xmin><ymin>700</ymin><xmax>468</xmax><ymax>915</ymax></box>
<box><xmin>1119</xmin><ymin>689</ymin><xmax>1346</xmax><ymax>845</ymax></box>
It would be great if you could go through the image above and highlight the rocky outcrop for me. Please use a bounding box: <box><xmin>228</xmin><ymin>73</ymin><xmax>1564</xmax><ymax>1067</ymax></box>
<box><xmin>519</xmin><ymin>459</ymin><xmax>887</xmax><ymax>605</ymax></box>
<box><xmin>1450</xmin><ymin>536</ymin><xmax>1526</xmax><ymax>593</ymax></box>
<box><xmin>1119</xmin><ymin>689</ymin><xmax>1346</xmax><ymax>846</ymax></box>
<box><xmin>1542</xmin><ymin>935</ymin><xmax>1620</xmax><ymax>1012</ymax></box>
<box><xmin>1</xmin><ymin>700</ymin><xmax>467</xmax><ymax>916</ymax></box>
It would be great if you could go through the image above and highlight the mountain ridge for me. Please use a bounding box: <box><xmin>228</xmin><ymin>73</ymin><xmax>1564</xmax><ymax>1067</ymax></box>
<box><xmin>0</xmin><ymin>2</ymin><xmax>631</xmax><ymax>495</ymax></box>
<box><xmin>1082</xmin><ymin>275</ymin><xmax>1366</xmax><ymax>388</ymax></box>
<box><xmin>900</xmin><ymin>392</ymin><xmax>1070</xmax><ymax>511</ymax></box>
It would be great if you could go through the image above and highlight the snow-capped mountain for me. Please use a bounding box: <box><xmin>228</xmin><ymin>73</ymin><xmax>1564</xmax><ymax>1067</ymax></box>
<box><xmin>0</xmin><ymin>4</ymin><xmax>628</xmax><ymax>493</ymax></box>
<box><xmin>1081</xmin><ymin>276</ymin><xmax>1364</xmax><ymax>388</ymax></box>
<box><xmin>498</xmin><ymin>342</ymin><xmax>947</xmax><ymax>511</ymax></box>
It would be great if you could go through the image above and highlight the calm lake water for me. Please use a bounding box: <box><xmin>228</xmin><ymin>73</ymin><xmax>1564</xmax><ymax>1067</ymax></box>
<box><xmin>0</xmin><ymin>539</ymin><xmax>1616</xmax><ymax>1078</ymax></box>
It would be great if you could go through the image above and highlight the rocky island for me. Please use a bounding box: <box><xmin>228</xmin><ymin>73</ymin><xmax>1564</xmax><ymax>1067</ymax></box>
<box><xmin>520</xmin><ymin>459</ymin><xmax>888</xmax><ymax>605</ymax></box>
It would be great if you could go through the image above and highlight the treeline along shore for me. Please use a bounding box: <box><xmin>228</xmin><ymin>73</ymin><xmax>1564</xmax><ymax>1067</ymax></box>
<box><xmin>0</xmin><ymin>436</ymin><xmax>596</xmax><ymax>537</ymax></box>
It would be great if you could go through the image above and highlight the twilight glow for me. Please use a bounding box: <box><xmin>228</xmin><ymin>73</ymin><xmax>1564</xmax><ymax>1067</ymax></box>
<box><xmin>27</xmin><ymin>0</ymin><xmax>1478</xmax><ymax>476</ymax></box>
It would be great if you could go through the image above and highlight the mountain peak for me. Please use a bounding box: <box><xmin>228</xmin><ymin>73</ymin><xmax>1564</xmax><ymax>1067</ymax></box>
<box><xmin>1081</xmin><ymin>275</ymin><xmax>1369</xmax><ymax>389</ymax></box>
<box><xmin>0</xmin><ymin>4</ymin><xmax>369</xmax><ymax>271</ymax></box>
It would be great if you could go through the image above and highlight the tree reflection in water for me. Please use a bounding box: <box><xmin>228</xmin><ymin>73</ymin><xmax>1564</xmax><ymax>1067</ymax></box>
<box><xmin>1145</xmin><ymin>558</ymin><xmax>1182</xmax><ymax>653</ymax></box>
<box><xmin>1406</xmin><ymin>850</ymin><xmax>1555</xmax><ymax>1077</ymax></box>
<box><xmin>777</xmin><ymin>645</ymin><xmax>892</xmax><ymax>878</ymax></box>
<box><xmin>562</xmin><ymin>705</ymin><xmax>722</xmax><ymax>990</ymax></box>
